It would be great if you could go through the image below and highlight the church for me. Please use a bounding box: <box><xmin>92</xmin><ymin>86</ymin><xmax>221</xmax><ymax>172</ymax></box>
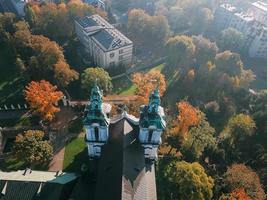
<box><xmin>0</xmin><ymin>85</ymin><xmax>166</xmax><ymax>200</ymax></box>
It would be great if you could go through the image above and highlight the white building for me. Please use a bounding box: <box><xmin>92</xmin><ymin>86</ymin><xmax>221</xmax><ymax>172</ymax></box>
<box><xmin>84</xmin><ymin>0</ymin><xmax>106</xmax><ymax>11</ymax></box>
<box><xmin>249</xmin><ymin>1</ymin><xmax>267</xmax><ymax>26</ymax></box>
<box><xmin>75</xmin><ymin>15</ymin><xmax>133</xmax><ymax>68</ymax></box>
<box><xmin>10</xmin><ymin>0</ymin><xmax>28</xmax><ymax>17</ymax></box>
<box><xmin>214</xmin><ymin>2</ymin><xmax>267</xmax><ymax>59</ymax></box>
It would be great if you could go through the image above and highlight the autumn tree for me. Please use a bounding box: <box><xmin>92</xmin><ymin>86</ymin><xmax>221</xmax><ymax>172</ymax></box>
<box><xmin>181</xmin><ymin>112</ymin><xmax>216</xmax><ymax>161</ymax></box>
<box><xmin>163</xmin><ymin>161</ymin><xmax>214</xmax><ymax>200</ymax></box>
<box><xmin>165</xmin><ymin>35</ymin><xmax>195</xmax><ymax>73</ymax></box>
<box><xmin>170</xmin><ymin>101</ymin><xmax>201</xmax><ymax>139</ymax></box>
<box><xmin>81</xmin><ymin>67</ymin><xmax>113</xmax><ymax>94</ymax></box>
<box><xmin>129</xmin><ymin>70</ymin><xmax>166</xmax><ymax>116</ymax></box>
<box><xmin>132</xmin><ymin>70</ymin><xmax>166</xmax><ymax>104</ymax></box>
<box><xmin>28</xmin><ymin>0</ymin><xmax>105</xmax><ymax>42</ymax></box>
<box><xmin>224</xmin><ymin>164</ymin><xmax>265</xmax><ymax>200</ymax></box>
<box><xmin>25</xmin><ymin>80</ymin><xmax>64</xmax><ymax>121</ymax></box>
<box><xmin>219</xmin><ymin>188</ymin><xmax>252</xmax><ymax>200</ymax></box>
<box><xmin>13</xmin><ymin>130</ymin><xmax>53</xmax><ymax>167</ymax></box>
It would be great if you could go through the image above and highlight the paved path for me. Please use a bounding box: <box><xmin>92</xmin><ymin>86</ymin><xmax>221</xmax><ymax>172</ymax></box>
<box><xmin>48</xmin><ymin>147</ymin><xmax>65</xmax><ymax>172</ymax></box>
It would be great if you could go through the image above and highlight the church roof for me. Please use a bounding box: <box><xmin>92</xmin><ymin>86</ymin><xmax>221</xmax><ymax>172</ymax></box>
<box><xmin>94</xmin><ymin>113</ymin><xmax>157</xmax><ymax>200</ymax></box>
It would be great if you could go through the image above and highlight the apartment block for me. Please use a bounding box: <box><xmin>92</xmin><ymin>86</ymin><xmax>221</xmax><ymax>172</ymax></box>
<box><xmin>213</xmin><ymin>1</ymin><xmax>267</xmax><ymax>59</ymax></box>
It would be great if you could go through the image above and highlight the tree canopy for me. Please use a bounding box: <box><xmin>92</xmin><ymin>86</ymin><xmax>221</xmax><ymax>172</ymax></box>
<box><xmin>13</xmin><ymin>130</ymin><xmax>53</xmax><ymax>167</ymax></box>
<box><xmin>164</xmin><ymin>161</ymin><xmax>214</xmax><ymax>200</ymax></box>
<box><xmin>81</xmin><ymin>67</ymin><xmax>113</xmax><ymax>94</ymax></box>
<box><xmin>224</xmin><ymin>164</ymin><xmax>265</xmax><ymax>200</ymax></box>
<box><xmin>25</xmin><ymin>80</ymin><xmax>64</xmax><ymax>121</ymax></box>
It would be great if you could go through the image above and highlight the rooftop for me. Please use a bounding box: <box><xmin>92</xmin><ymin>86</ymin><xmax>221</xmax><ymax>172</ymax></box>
<box><xmin>220</xmin><ymin>3</ymin><xmax>237</xmax><ymax>12</ymax></box>
<box><xmin>252</xmin><ymin>1</ymin><xmax>267</xmax><ymax>12</ymax></box>
<box><xmin>76</xmin><ymin>15</ymin><xmax>132</xmax><ymax>51</ymax></box>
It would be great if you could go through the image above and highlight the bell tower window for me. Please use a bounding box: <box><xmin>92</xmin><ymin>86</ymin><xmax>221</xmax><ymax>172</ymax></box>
<box><xmin>148</xmin><ymin>129</ymin><xmax>153</xmax><ymax>143</ymax></box>
<box><xmin>94</xmin><ymin>127</ymin><xmax>99</xmax><ymax>141</ymax></box>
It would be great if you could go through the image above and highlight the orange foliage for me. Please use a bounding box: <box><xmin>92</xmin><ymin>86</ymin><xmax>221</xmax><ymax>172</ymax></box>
<box><xmin>25</xmin><ymin>80</ymin><xmax>64</xmax><ymax>121</ymax></box>
<box><xmin>132</xmin><ymin>70</ymin><xmax>166</xmax><ymax>104</ymax></box>
<box><xmin>171</xmin><ymin>101</ymin><xmax>201</xmax><ymax>139</ymax></box>
<box><xmin>230</xmin><ymin>188</ymin><xmax>252</xmax><ymax>200</ymax></box>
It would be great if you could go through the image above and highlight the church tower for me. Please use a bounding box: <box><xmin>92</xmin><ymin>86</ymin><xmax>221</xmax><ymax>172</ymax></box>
<box><xmin>139</xmin><ymin>88</ymin><xmax>166</xmax><ymax>161</ymax></box>
<box><xmin>83</xmin><ymin>84</ymin><xmax>110</xmax><ymax>158</ymax></box>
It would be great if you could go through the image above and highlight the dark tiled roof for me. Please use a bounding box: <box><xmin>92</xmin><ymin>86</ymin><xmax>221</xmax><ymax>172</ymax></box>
<box><xmin>0</xmin><ymin>181</ymin><xmax>40</xmax><ymax>200</ymax></box>
<box><xmin>78</xmin><ymin>16</ymin><xmax>98</xmax><ymax>28</ymax></box>
<box><xmin>92</xmin><ymin>29</ymin><xmax>115</xmax><ymax>50</ymax></box>
<box><xmin>94</xmin><ymin>115</ymin><xmax>157</xmax><ymax>200</ymax></box>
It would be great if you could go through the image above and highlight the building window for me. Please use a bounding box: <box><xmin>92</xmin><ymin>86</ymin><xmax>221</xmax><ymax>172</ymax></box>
<box><xmin>94</xmin><ymin>127</ymin><xmax>99</xmax><ymax>141</ymax></box>
<box><xmin>119</xmin><ymin>55</ymin><xmax>123</xmax><ymax>60</ymax></box>
<box><xmin>148</xmin><ymin>129</ymin><xmax>153</xmax><ymax>142</ymax></box>
<box><xmin>110</xmin><ymin>53</ymin><xmax>115</xmax><ymax>58</ymax></box>
<box><xmin>119</xmin><ymin>49</ymin><xmax>123</xmax><ymax>54</ymax></box>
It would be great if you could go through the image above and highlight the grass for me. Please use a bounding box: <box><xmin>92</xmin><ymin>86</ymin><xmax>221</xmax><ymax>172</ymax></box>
<box><xmin>63</xmin><ymin>137</ymin><xmax>87</xmax><ymax>172</ymax></box>
<box><xmin>0</xmin><ymin>157</ymin><xmax>25</xmax><ymax>171</ymax></box>
<box><xmin>0</xmin><ymin>47</ymin><xmax>26</xmax><ymax>105</ymax></box>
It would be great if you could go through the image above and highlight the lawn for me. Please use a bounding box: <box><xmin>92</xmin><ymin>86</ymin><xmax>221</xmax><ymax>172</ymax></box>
<box><xmin>63</xmin><ymin>137</ymin><xmax>87</xmax><ymax>172</ymax></box>
<box><xmin>0</xmin><ymin>157</ymin><xmax>25</xmax><ymax>171</ymax></box>
<box><xmin>0</xmin><ymin>47</ymin><xmax>26</xmax><ymax>105</ymax></box>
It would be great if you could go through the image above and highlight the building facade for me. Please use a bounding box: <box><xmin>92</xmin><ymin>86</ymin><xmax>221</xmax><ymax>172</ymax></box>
<box><xmin>213</xmin><ymin>1</ymin><xmax>267</xmax><ymax>59</ymax></box>
<box><xmin>83</xmin><ymin>85</ymin><xmax>166</xmax><ymax>199</ymax></box>
<box><xmin>75</xmin><ymin>15</ymin><xmax>133</xmax><ymax>68</ymax></box>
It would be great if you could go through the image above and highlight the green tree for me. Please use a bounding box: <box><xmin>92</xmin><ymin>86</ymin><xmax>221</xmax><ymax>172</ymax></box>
<box><xmin>164</xmin><ymin>161</ymin><xmax>214</xmax><ymax>200</ymax></box>
<box><xmin>224</xmin><ymin>164</ymin><xmax>265</xmax><ymax>200</ymax></box>
<box><xmin>128</xmin><ymin>9</ymin><xmax>169</xmax><ymax>49</ymax></box>
<box><xmin>221</xmin><ymin>114</ymin><xmax>256</xmax><ymax>147</ymax></box>
<box><xmin>165</xmin><ymin>35</ymin><xmax>195</xmax><ymax>72</ymax></box>
<box><xmin>81</xmin><ymin>67</ymin><xmax>113</xmax><ymax>94</ymax></box>
<box><xmin>181</xmin><ymin>112</ymin><xmax>216</xmax><ymax>161</ymax></box>
<box><xmin>13</xmin><ymin>130</ymin><xmax>53</xmax><ymax>167</ymax></box>
<box><xmin>217</xmin><ymin>28</ymin><xmax>244</xmax><ymax>52</ymax></box>
<box><xmin>191</xmin><ymin>7</ymin><xmax>213</xmax><ymax>34</ymax></box>
<box><xmin>25</xmin><ymin>5</ymin><xmax>36</xmax><ymax>27</ymax></box>
<box><xmin>192</xmin><ymin>35</ymin><xmax>218</xmax><ymax>69</ymax></box>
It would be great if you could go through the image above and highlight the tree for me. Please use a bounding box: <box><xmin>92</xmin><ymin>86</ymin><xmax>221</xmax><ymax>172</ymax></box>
<box><xmin>132</xmin><ymin>70</ymin><xmax>166</xmax><ymax>104</ymax></box>
<box><xmin>181</xmin><ymin>112</ymin><xmax>216</xmax><ymax>161</ymax></box>
<box><xmin>219</xmin><ymin>188</ymin><xmax>252</xmax><ymax>200</ymax></box>
<box><xmin>191</xmin><ymin>7</ymin><xmax>213</xmax><ymax>34</ymax></box>
<box><xmin>224</xmin><ymin>164</ymin><xmax>265</xmax><ymax>200</ymax></box>
<box><xmin>165</xmin><ymin>35</ymin><xmax>195</xmax><ymax>72</ymax></box>
<box><xmin>24</xmin><ymin>80</ymin><xmax>64</xmax><ymax>121</ymax></box>
<box><xmin>81</xmin><ymin>67</ymin><xmax>112</xmax><ymax>94</ymax></box>
<box><xmin>192</xmin><ymin>35</ymin><xmax>218</xmax><ymax>69</ymax></box>
<box><xmin>215</xmin><ymin>51</ymin><xmax>243</xmax><ymax>77</ymax></box>
<box><xmin>13</xmin><ymin>130</ymin><xmax>53</xmax><ymax>167</ymax></box>
<box><xmin>29</xmin><ymin>0</ymin><xmax>106</xmax><ymax>42</ymax></box>
<box><xmin>163</xmin><ymin>161</ymin><xmax>214</xmax><ymax>200</ymax></box>
<box><xmin>128</xmin><ymin>9</ymin><xmax>169</xmax><ymax>49</ymax></box>
<box><xmin>170</xmin><ymin>101</ymin><xmax>201</xmax><ymax>139</ymax></box>
<box><xmin>217</xmin><ymin>28</ymin><xmax>244</xmax><ymax>52</ymax></box>
<box><xmin>221</xmin><ymin>114</ymin><xmax>256</xmax><ymax>148</ymax></box>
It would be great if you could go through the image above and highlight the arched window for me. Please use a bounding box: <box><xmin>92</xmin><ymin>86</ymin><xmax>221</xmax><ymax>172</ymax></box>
<box><xmin>148</xmin><ymin>129</ymin><xmax>153</xmax><ymax>142</ymax></box>
<box><xmin>94</xmin><ymin>127</ymin><xmax>99</xmax><ymax>141</ymax></box>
